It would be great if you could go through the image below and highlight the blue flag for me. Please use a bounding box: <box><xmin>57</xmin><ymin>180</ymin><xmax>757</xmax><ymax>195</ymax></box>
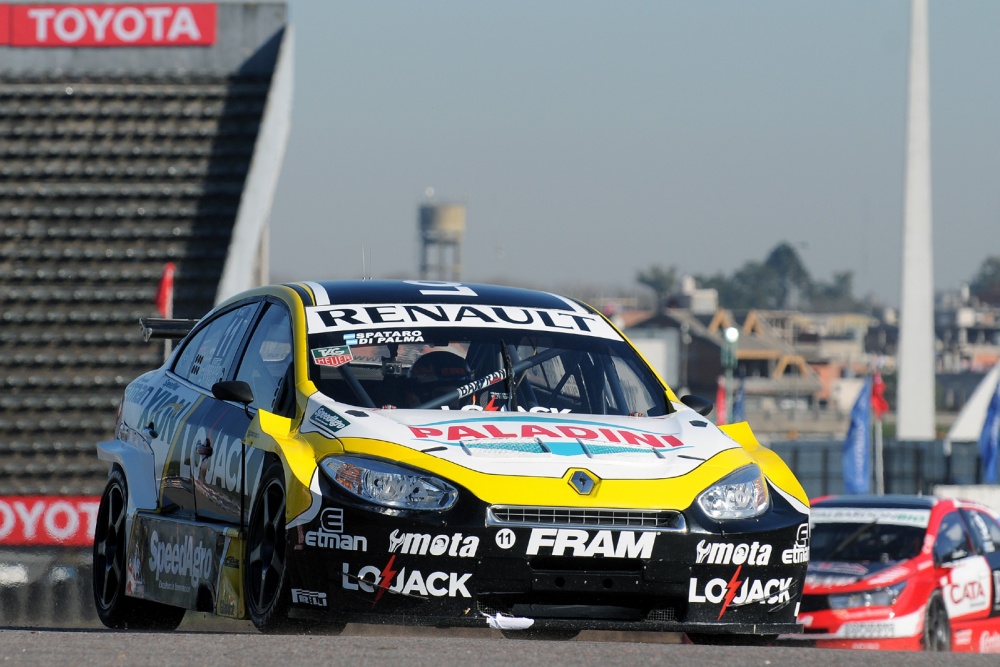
<box><xmin>843</xmin><ymin>376</ymin><xmax>872</xmax><ymax>494</ymax></box>
<box><xmin>979</xmin><ymin>378</ymin><xmax>1000</xmax><ymax>484</ymax></box>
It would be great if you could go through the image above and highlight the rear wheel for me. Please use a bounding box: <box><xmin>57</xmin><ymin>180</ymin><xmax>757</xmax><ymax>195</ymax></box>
<box><xmin>92</xmin><ymin>467</ymin><xmax>186</xmax><ymax>630</ymax></box>
<box><xmin>923</xmin><ymin>592</ymin><xmax>951</xmax><ymax>651</ymax></box>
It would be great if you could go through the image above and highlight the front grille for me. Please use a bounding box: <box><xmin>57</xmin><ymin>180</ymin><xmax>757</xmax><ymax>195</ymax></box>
<box><xmin>487</xmin><ymin>505</ymin><xmax>685</xmax><ymax>531</ymax></box>
<box><xmin>646</xmin><ymin>608</ymin><xmax>678</xmax><ymax>622</ymax></box>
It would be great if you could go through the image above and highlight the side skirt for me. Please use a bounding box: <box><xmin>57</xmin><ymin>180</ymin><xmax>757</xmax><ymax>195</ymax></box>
<box><xmin>127</xmin><ymin>511</ymin><xmax>247</xmax><ymax>619</ymax></box>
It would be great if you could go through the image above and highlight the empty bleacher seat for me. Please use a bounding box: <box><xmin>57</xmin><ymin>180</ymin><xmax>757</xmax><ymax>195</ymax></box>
<box><xmin>0</xmin><ymin>72</ymin><xmax>270</xmax><ymax>495</ymax></box>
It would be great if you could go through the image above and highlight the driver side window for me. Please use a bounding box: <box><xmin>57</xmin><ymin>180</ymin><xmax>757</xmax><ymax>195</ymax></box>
<box><xmin>235</xmin><ymin>304</ymin><xmax>293</xmax><ymax>415</ymax></box>
<box><xmin>934</xmin><ymin>512</ymin><xmax>972</xmax><ymax>564</ymax></box>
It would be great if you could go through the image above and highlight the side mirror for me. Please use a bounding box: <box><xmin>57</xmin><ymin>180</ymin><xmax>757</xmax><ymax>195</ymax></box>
<box><xmin>933</xmin><ymin>547</ymin><xmax>969</xmax><ymax>567</ymax></box>
<box><xmin>680</xmin><ymin>394</ymin><xmax>714</xmax><ymax>417</ymax></box>
<box><xmin>213</xmin><ymin>380</ymin><xmax>255</xmax><ymax>405</ymax></box>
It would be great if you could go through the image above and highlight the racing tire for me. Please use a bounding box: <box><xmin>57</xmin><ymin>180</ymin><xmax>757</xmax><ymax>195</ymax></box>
<box><xmin>922</xmin><ymin>591</ymin><xmax>951</xmax><ymax>652</ymax></box>
<box><xmin>500</xmin><ymin>628</ymin><xmax>581</xmax><ymax>641</ymax></box>
<box><xmin>686</xmin><ymin>633</ymin><xmax>778</xmax><ymax>647</ymax></box>
<box><xmin>92</xmin><ymin>467</ymin><xmax>186</xmax><ymax>631</ymax></box>
<box><xmin>245</xmin><ymin>459</ymin><xmax>344</xmax><ymax>635</ymax></box>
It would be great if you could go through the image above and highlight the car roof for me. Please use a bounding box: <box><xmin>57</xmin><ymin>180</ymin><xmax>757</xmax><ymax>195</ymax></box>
<box><xmin>284</xmin><ymin>280</ymin><xmax>591</xmax><ymax>312</ymax></box>
<box><xmin>812</xmin><ymin>494</ymin><xmax>940</xmax><ymax>511</ymax></box>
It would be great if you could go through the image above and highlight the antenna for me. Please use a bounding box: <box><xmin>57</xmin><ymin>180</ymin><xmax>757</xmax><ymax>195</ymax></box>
<box><xmin>361</xmin><ymin>244</ymin><xmax>373</xmax><ymax>280</ymax></box>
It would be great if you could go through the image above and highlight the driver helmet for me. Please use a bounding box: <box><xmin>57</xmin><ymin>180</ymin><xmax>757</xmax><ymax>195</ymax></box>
<box><xmin>406</xmin><ymin>351</ymin><xmax>473</xmax><ymax>407</ymax></box>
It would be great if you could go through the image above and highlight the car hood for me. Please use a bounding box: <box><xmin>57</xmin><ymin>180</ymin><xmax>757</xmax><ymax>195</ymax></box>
<box><xmin>299</xmin><ymin>394</ymin><xmax>749</xmax><ymax>481</ymax></box>
<box><xmin>804</xmin><ymin>559</ymin><xmax>914</xmax><ymax>592</ymax></box>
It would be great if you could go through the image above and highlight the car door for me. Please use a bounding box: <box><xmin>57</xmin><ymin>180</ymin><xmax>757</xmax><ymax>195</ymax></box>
<box><xmin>163</xmin><ymin>300</ymin><xmax>261</xmax><ymax>521</ymax></box>
<box><xmin>963</xmin><ymin>509</ymin><xmax>1000</xmax><ymax>621</ymax></box>
<box><xmin>192</xmin><ymin>300</ymin><xmax>295</xmax><ymax>525</ymax></box>
<box><xmin>934</xmin><ymin>510</ymin><xmax>993</xmax><ymax>623</ymax></box>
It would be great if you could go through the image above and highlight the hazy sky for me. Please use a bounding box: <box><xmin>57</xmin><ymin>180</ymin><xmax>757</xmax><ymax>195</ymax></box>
<box><xmin>269</xmin><ymin>1</ymin><xmax>1000</xmax><ymax>308</ymax></box>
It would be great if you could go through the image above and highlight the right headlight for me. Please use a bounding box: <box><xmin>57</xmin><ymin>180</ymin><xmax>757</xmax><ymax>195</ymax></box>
<box><xmin>696</xmin><ymin>464</ymin><xmax>770</xmax><ymax>520</ymax></box>
<box><xmin>320</xmin><ymin>455</ymin><xmax>458</xmax><ymax>511</ymax></box>
<box><xmin>829</xmin><ymin>581</ymin><xmax>907</xmax><ymax>609</ymax></box>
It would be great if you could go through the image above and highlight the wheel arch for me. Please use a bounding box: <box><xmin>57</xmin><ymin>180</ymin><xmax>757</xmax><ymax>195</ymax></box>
<box><xmin>96</xmin><ymin>439</ymin><xmax>158</xmax><ymax>510</ymax></box>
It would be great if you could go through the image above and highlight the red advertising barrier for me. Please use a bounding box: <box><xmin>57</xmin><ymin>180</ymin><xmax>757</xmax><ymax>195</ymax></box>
<box><xmin>0</xmin><ymin>496</ymin><xmax>101</xmax><ymax>547</ymax></box>
<box><xmin>0</xmin><ymin>3</ymin><xmax>216</xmax><ymax>47</ymax></box>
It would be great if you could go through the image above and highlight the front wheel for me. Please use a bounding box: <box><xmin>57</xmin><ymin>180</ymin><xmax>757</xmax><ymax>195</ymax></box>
<box><xmin>245</xmin><ymin>459</ymin><xmax>295</xmax><ymax>632</ymax></box>
<box><xmin>92</xmin><ymin>467</ymin><xmax>186</xmax><ymax>630</ymax></box>
<box><xmin>244</xmin><ymin>459</ymin><xmax>345</xmax><ymax>635</ymax></box>
<box><xmin>923</xmin><ymin>591</ymin><xmax>951</xmax><ymax>651</ymax></box>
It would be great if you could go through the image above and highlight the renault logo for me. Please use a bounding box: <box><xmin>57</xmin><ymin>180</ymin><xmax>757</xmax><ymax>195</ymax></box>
<box><xmin>568</xmin><ymin>469</ymin><xmax>598</xmax><ymax>495</ymax></box>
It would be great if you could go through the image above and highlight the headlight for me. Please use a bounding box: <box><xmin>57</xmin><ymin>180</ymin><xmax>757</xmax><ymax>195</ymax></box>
<box><xmin>696</xmin><ymin>464</ymin><xmax>769</xmax><ymax>520</ymax></box>
<box><xmin>320</xmin><ymin>456</ymin><xmax>458</xmax><ymax>510</ymax></box>
<box><xmin>829</xmin><ymin>581</ymin><xmax>907</xmax><ymax>609</ymax></box>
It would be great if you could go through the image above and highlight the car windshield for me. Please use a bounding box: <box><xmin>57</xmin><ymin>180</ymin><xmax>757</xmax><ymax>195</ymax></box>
<box><xmin>306</xmin><ymin>327</ymin><xmax>670</xmax><ymax>416</ymax></box>
<box><xmin>809</xmin><ymin>520</ymin><xmax>925</xmax><ymax>563</ymax></box>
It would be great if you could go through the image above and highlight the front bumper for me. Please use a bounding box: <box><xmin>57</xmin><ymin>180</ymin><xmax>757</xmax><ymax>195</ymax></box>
<box><xmin>284</xmin><ymin>474</ymin><xmax>809</xmax><ymax>636</ymax></box>
<box><xmin>797</xmin><ymin>600</ymin><xmax>925</xmax><ymax>649</ymax></box>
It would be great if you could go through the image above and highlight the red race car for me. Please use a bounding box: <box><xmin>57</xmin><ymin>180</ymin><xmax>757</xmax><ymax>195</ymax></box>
<box><xmin>797</xmin><ymin>494</ymin><xmax>1000</xmax><ymax>652</ymax></box>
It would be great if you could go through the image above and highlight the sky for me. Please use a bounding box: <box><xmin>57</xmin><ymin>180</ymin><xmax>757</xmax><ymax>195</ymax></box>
<box><xmin>269</xmin><ymin>1</ymin><xmax>1000</xmax><ymax>308</ymax></box>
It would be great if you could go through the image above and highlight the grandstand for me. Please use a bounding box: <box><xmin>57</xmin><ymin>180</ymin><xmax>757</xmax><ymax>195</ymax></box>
<box><xmin>0</xmin><ymin>2</ymin><xmax>292</xmax><ymax>497</ymax></box>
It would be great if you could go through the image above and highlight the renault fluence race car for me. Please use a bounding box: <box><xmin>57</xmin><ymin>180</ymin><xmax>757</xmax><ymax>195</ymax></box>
<box><xmin>797</xmin><ymin>495</ymin><xmax>1000</xmax><ymax>652</ymax></box>
<box><xmin>93</xmin><ymin>280</ymin><xmax>810</xmax><ymax>641</ymax></box>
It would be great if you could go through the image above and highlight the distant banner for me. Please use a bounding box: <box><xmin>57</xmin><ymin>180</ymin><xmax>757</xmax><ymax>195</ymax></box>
<box><xmin>0</xmin><ymin>496</ymin><xmax>100</xmax><ymax>547</ymax></box>
<box><xmin>979</xmin><ymin>378</ymin><xmax>1000</xmax><ymax>484</ymax></box>
<box><xmin>0</xmin><ymin>4</ymin><xmax>216</xmax><ymax>47</ymax></box>
<box><xmin>842</xmin><ymin>376</ymin><xmax>872</xmax><ymax>494</ymax></box>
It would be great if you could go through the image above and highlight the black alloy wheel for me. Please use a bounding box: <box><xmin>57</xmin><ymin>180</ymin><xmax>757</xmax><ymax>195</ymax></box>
<box><xmin>923</xmin><ymin>591</ymin><xmax>951</xmax><ymax>651</ymax></box>
<box><xmin>245</xmin><ymin>459</ymin><xmax>344</xmax><ymax>634</ymax></box>
<box><xmin>245</xmin><ymin>460</ymin><xmax>292</xmax><ymax>632</ymax></box>
<box><xmin>92</xmin><ymin>467</ymin><xmax>185</xmax><ymax>630</ymax></box>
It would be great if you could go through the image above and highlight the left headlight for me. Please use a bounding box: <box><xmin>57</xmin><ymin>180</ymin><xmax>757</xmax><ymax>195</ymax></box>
<box><xmin>320</xmin><ymin>456</ymin><xmax>458</xmax><ymax>511</ymax></box>
<box><xmin>696</xmin><ymin>464</ymin><xmax>769</xmax><ymax>520</ymax></box>
<box><xmin>828</xmin><ymin>581</ymin><xmax>907</xmax><ymax>609</ymax></box>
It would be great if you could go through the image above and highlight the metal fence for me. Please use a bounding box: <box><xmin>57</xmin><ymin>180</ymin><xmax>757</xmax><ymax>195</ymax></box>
<box><xmin>769</xmin><ymin>439</ymin><xmax>984</xmax><ymax>500</ymax></box>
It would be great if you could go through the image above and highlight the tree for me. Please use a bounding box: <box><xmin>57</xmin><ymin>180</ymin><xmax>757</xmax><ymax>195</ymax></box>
<box><xmin>636</xmin><ymin>265</ymin><xmax>677</xmax><ymax>313</ymax></box>
<box><xmin>971</xmin><ymin>256</ymin><xmax>1000</xmax><ymax>306</ymax></box>
<box><xmin>810</xmin><ymin>271</ymin><xmax>862</xmax><ymax>312</ymax></box>
<box><xmin>691</xmin><ymin>241</ymin><xmax>863</xmax><ymax>312</ymax></box>
<box><xmin>764</xmin><ymin>242</ymin><xmax>811</xmax><ymax>309</ymax></box>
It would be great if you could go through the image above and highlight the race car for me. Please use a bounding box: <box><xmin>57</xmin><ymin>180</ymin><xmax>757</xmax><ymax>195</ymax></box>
<box><xmin>797</xmin><ymin>494</ymin><xmax>1000</xmax><ymax>652</ymax></box>
<box><xmin>92</xmin><ymin>279</ymin><xmax>809</xmax><ymax>640</ymax></box>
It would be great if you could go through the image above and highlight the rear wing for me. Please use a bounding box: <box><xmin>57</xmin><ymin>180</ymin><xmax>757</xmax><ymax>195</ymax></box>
<box><xmin>139</xmin><ymin>318</ymin><xmax>199</xmax><ymax>342</ymax></box>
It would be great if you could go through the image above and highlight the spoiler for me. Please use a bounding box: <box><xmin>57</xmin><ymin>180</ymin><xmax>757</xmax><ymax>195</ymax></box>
<box><xmin>139</xmin><ymin>317</ymin><xmax>199</xmax><ymax>342</ymax></box>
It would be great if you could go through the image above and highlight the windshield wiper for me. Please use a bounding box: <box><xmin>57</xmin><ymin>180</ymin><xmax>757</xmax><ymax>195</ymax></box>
<box><xmin>824</xmin><ymin>520</ymin><xmax>879</xmax><ymax>561</ymax></box>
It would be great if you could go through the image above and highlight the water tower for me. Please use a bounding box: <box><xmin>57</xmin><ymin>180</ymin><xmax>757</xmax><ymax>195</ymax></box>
<box><xmin>419</xmin><ymin>202</ymin><xmax>466</xmax><ymax>281</ymax></box>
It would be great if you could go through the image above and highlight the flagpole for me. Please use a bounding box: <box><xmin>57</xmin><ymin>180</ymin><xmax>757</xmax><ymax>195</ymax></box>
<box><xmin>874</xmin><ymin>415</ymin><xmax>884</xmax><ymax>495</ymax></box>
<box><xmin>871</xmin><ymin>371</ymin><xmax>890</xmax><ymax>495</ymax></box>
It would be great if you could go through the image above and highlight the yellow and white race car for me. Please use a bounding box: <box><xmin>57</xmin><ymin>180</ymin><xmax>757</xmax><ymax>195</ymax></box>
<box><xmin>93</xmin><ymin>279</ymin><xmax>809</xmax><ymax>641</ymax></box>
